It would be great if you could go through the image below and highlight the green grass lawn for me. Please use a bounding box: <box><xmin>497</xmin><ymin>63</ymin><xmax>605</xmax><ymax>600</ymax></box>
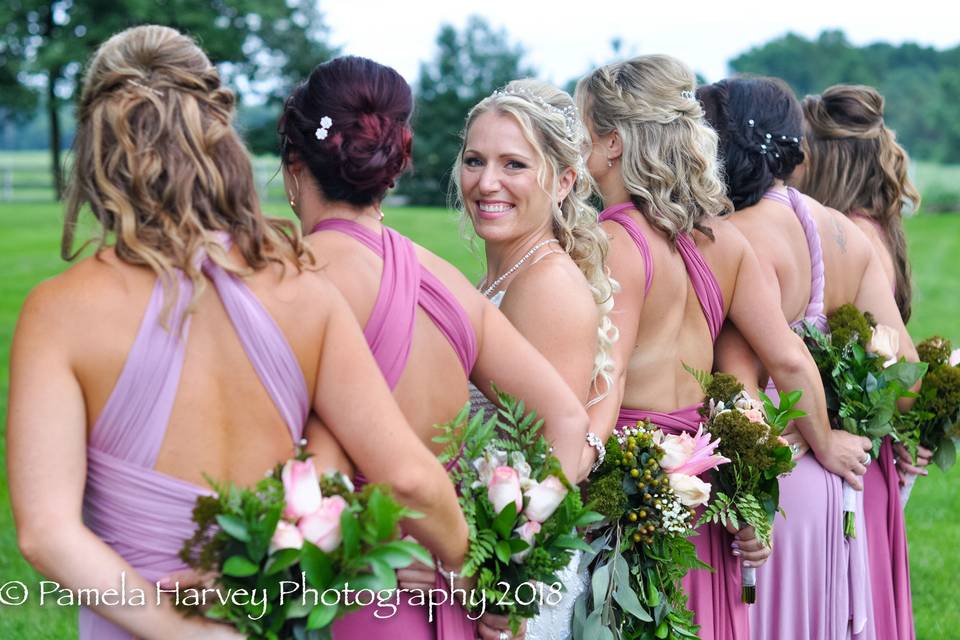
<box><xmin>1</xmin><ymin>203</ymin><xmax>958</xmax><ymax>637</ymax></box>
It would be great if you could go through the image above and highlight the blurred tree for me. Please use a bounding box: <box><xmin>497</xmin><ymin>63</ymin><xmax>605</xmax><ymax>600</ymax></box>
<box><xmin>731</xmin><ymin>29</ymin><xmax>960</xmax><ymax>162</ymax></box>
<box><xmin>400</xmin><ymin>16</ymin><xmax>535</xmax><ymax>206</ymax></box>
<box><xmin>0</xmin><ymin>0</ymin><xmax>336</xmax><ymax>199</ymax></box>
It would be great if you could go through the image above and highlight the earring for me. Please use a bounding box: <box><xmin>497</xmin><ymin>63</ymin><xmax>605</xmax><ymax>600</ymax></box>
<box><xmin>607</xmin><ymin>157</ymin><xmax>613</xmax><ymax>168</ymax></box>
<box><xmin>288</xmin><ymin>173</ymin><xmax>301</xmax><ymax>210</ymax></box>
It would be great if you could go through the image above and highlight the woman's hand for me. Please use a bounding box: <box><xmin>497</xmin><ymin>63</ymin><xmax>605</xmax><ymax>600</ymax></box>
<box><xmin>478</xmin><ymin>612</ymin><xmax>527</xmax><ymax>640</ymax></box>
<box><xmin>893</xmin><ymin>443</ymin><xmax>931</xmax><ymax>486</ymax></box>
<box><xmin>396</xmin><ymin>558</ymin><xmax>436</xmax><ymax>596</ymax></box>
<box><xmin>815</xmin><ymin>430</ymin><xmax>873</xmax><ymax>490</ymax></box>
<box><xmin>726</xmin><ymin>524</ymin><xmax>771</xmax><ymax>569</ymax></box>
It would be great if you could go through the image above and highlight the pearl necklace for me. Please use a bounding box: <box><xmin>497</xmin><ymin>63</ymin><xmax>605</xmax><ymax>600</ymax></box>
<box><xmin>481</xmin><ymin>239</ymin><xmax>560</xmax><ymax>297</ymax></box>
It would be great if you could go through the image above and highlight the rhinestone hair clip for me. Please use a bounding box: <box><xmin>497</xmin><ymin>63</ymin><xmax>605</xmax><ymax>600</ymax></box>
<box><xmin>746</xmin><ymin>118</ymin><xmax>801</xmax><ymax>156</ymax></box>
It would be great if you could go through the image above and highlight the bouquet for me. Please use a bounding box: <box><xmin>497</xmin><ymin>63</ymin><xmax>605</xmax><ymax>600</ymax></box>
<box><xmin>179</xmin><ymin>453</ymin><xmax>430</xmax><ymax>639</ymax></box>
<box><xmin>905</xmin><ymin>336</ymin><xmax>960</xmax><ymax>470</ymax></box>
<box><xmin>800</xmin><ymin>304</ymin><xmax>927</xmax><ymax>536</ymax></box>
<box><xmin>689</xmin><ymin>367</ymin><xmax>798</xmax><ymax>603</ymax></box>
<box><xmin>573</xmin><ymin>421</ymin><xmax>727</xmax><ymax>640</ymax></box>
<box><xmin>434</xmin><ymin>389</ymin><xmax>600</xmax><ymax>634</ymax></box>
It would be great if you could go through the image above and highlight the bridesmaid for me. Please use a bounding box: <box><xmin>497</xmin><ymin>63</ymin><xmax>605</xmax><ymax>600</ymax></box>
<box><xmin>277</xmin><ymin>58</ymin><xmax>590</xmax><ymax>640</ymax></box>
<box><xmin>452</xmin><ymin>79</ymin><xmax>619</xmax><ymax>640</ymax></box>
<box><xmin>799</xmin><ymin>84</ymin><xmax>926</xmax><ymax>640</ymax></box>
<box><xmin>698</xmin><ymin>76</ymin><xmax>915</xmax><ymax>640</ymax></box>
<box><xmin>7</xmin><ymin>27</ymin><xmax>468</xmax><ymax>640</ymax></box>
<box><xmin>574</xmin><ymin>55</ymin><xmax>859</xmax><ymax>639</ymax></box>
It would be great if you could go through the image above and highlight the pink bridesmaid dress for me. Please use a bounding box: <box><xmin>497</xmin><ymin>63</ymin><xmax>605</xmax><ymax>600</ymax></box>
<box><xmin>600</xmin><ymin>203</ymin><xmax>748</xmax><ymax>640</ymax></box>
<box><xmin>313</xmin><ymin>219</ymin><xmax>478</xmax><ymax>640</ymax></box>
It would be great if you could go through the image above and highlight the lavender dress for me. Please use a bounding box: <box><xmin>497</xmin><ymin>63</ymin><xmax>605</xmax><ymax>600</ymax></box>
<box><xmin>80</xmin><ymin>235</ymin><xmax>310</xmax><ymax>639</ymax></box>
<box><xmin>601</xmin><ymin>203</ymin><xmax>750</xmax><ymax>640</ymax></box>
<box><xmin>848</xmin><ymin>213</ymin><xmax>916</xmax><ymax>640</ymax></box>
<box><xmin>313</xmin><ymin>220</ymin><xmax>478</xmax><ymax>640</ymax></box>
<box><xmin>748</xmin><ymin>187</ymin><xmax>872</xmax><ymax>640</ymax></box>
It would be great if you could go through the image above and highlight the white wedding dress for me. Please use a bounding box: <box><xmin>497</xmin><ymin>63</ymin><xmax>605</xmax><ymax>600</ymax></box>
<box><xmin>468</xmin><ymin>290</ymin><xmax>588</xmax><ymax>640</ymax></box>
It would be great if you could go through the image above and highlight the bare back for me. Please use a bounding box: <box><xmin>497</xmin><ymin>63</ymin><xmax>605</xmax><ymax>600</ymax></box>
<box><xmin>307</xmin><ymin>228</ymin><xmax>483</xmax><ymax>453</ymax></box>
<box><xmin>56</xmin><ymin>248</ymin><xmax>330</xmax><ymax>487</ymax></box>
<box><xmin>609</xmin><ymin>210</ymin><xmax>736</xmax><ymax>412</ymax></box>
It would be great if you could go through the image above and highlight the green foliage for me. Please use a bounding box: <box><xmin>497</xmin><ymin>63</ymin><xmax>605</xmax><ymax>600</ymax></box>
<box><xmin>802</xmin><ymin>309</ymin><xmax>928</xmax><ymax>459</ymax></box>
<box><xmin>917</xmin><ymin>336</ymin><xmax>952</xmax><ymax>367</ymax></box>
<box><xmin>574</xmin><ymin>424</ymin><xmax>703</xmax><ymax>639</ymax></box>
<box><xmin>398</xmin><ymin>16</ymin><xmax>535</xmax><ymax>205</ymax></box>
<box><xmin>730</xmin><ymin>30</ymin><xmax>960</xmax><ymax>163</ymax></box>
<box><xmin>436</xmin><ymin>389</ymin><xmax>597</xmax><ymax>627</ymax></box>
<box><xmin>828</xmin><ymin>303</ymin><xmax>874</xmax><ymax>350</ymax></box>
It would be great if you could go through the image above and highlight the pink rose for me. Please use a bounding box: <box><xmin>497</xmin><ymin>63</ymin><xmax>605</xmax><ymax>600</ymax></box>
<box><xmin>867</xmin><ymin>324</ymin><xmax>900</xmax><ymax>368</ymax></box>
<box><xmin>523</xmin><ymin>476</ymin><xmax>568</xmax><ymax>523</ymax></box>
<box><xmin>282</xmin><ymin>459</ymin><xmax>323</xmax><ymax>521</ymax></box>
<box><xmin>742</xmin><ymin>408</ymin><xmax>766</xmax><ymax>424</ymax></box>
<box><xmin>511</xmin><ymin>520</ymin><xmax>542</xmax><ymax>563</ymax></box>
<box><xmin>488</xmin><ymin>466</ymin><xmax>523</xmax><ymax>515</ymax></box>
<box><xmin>950</xmin><ymin>349</ymin><xmax>960</xmax><ymax>367</ymax></box>
<box><xmin>270</xmin><ymin>520</ymin><xmax>304</xmax><ymax>553</ymax></box>
<box><xmin>298</xmin><ymin>495</ymin><xmax>348</xmax><ymax>552</ymax></box>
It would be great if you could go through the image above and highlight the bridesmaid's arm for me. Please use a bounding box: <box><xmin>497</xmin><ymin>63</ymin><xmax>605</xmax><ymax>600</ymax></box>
<box><xmin>724</xmin><ymin>229</ymin><xmax>872</xmax><ymax>490</ymax></box>
<box><xmin>7</xmin><ymin>284</ymin><xmax>241</xmax><ymax>640</ymax></box>
<box><xmin>470</xmin><ymin>299</ymin><xmax>590</xmax><ymax>484</ymax></box>
<box><xmin>310</xmin><ymin>282</ymin><xmax>469</xmax><ymax>570</ymax></box>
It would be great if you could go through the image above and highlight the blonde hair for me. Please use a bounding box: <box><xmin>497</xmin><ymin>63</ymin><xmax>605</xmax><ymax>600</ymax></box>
<box><xmin>576</xmin><ymin>54</ymin><xmax>732</xmax><ymax>243</ymax></box>
<box><xmin>798</xmin><ymin>84</ymin><xmax>919</xmax><ymax>322</ymax></box>
<box><xmin>452</xmin><ymin>79</ymin><xmax>618</xmax><ymax>402</ymax></box>
<box><xmin>65</xmin><ymin>25</ymin><xmax>311</xmax><ymax>325</ymax></box>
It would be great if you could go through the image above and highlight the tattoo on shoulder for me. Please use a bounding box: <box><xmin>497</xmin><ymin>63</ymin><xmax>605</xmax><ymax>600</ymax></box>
<box><xmin>832</xmin><ymin>217</ymin><xmax>846</xmax><ymax>253</ymax></box>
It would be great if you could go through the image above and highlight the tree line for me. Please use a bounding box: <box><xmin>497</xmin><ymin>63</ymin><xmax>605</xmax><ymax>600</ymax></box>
<box><xmin>1</xmin><ymin>5</ymin><xmax>957</xmax><ymax>204</ymax></box>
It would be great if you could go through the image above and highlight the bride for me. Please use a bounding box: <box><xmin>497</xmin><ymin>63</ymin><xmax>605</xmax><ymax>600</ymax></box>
<box><xmin>453</xmin><ymin>79</ymin><xmax>618</xmax><ymax>640</ymax></box>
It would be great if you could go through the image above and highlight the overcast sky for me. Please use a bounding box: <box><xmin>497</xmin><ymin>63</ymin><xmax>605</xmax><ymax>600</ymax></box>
<box><xmin>321</xmin><ymin>1</ymin><xmax>959</xmax><ymax>87</ymax></box>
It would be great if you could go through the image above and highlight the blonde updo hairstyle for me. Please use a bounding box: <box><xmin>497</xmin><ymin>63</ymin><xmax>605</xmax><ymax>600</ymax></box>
<box><xmin>576</xmin><ymin>54</ymin><xmax>732</xmax><ymax>243</ymax></box>
<box><xmin>65</xmin><ymin>25</ymin><xmax>310</xmax><ymax>323</ymax></box>
<box><xmin>798</xmin><ymin>84</ymin><xmax>919</xmax><ymax>322</ymax></box>
<box><xmin>452</xmin><ymin>79</ymin><xmax>618</xmax><ymax>403</ymax></box>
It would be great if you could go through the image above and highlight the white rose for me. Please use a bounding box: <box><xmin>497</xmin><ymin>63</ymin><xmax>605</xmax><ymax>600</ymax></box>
<box><xmin>867</xmin><ymin>324</ymin><xmax>900</xmax><ymax>368</ymax></box>
<box><xmin>668</xmin><ymin>473</ymin><xmax>712</xmax><ymax>507</ymax></box>
<box><xmin>659</xmin><ymin>433</ymin><xmax>695</xmax><ymax>472</ymax></box>
<box><xmin>950</xmin><ymin>348</ymin><xmax>960</xmax><ymax>367</ymax></box>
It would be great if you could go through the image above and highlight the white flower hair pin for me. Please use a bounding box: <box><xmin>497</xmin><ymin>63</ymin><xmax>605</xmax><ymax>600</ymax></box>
<box><xmin>315</xmin><ymin>116</ymin><xmax>333</xmax><ymax>141</ymax></box>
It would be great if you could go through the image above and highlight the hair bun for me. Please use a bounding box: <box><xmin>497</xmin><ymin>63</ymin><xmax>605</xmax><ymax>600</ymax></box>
<box><xmin>279</xmin><ymin>56</ymin><xmax>413</xmax><ymax>206</ymax></box>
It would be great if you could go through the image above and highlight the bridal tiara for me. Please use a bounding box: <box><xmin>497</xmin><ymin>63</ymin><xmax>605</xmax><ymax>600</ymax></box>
<box><xmin>493</xmin><ymin>86</ymin><xmax>582</xmax><ymax>141</ymax></box>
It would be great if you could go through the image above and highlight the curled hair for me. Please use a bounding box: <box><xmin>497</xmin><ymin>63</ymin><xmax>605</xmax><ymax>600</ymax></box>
<box><xmin>65</xmin><ymin>25</ymin><xmax>310</xmax><ymax>325</ymax></box>
<box><xmin>798</xmin><ymin>84</ymin><xmax>919</xmax><ymax>321</ymax></box>
<box><xmin>452</xmin><ymin>79</ymin><xmax>619</xmax><ymax>402</ymax></box>
<box><xmin>279</xmin><ymin>56</ymin><xmax>413</xmax><ymax>206</ymax></box>
<box><xmin>576</xmin><ymin>54</ymin><xmax>732</xmax><ymax>244</ymax></box>
<box><xmin>698</xmin><ymin>77</ymin><xmax>805</xmax><ymax>210</ymax></box>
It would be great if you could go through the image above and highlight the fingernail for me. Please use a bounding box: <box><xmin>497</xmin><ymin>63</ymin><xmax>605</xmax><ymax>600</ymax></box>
<box><xmin>731</xmin><ymin>542</ymin><xmax>739</xmax><ymax>550</ymax></box>
<box><xmin>732</xmin><ymin>550</ymin><xmax>741</xmax><ymax>557</ymax></box>
<box><xmin>743</xmin><ymin>561</ymin><xmax>753</xmax><ymax>567</ymax></box>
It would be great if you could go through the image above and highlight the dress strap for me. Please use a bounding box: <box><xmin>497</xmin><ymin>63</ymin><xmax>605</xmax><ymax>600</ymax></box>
<box><xmin>599</xmin><ymin>203</ymin><xmax>653</xmax><ymax>296</ymax></box>
<box><xmin>615</xmin><ymin>404</ymin><xmax>702</xmax><ymax>436</ymax></box>
<box><xmin>675</xmin><ymin>233</ymin><xmax>725</xmax><ymax>341</ymax></box>
<box><xmin>201</xmin><ymin>237</ymin><xmax>309</xmax><ymax>442</ymax></box>
<box><xmin>312</xmin><ymin>219</ymin><xmax>477</xmax><ymax>387</ymax></box>
<box><xmin>764</xmin><ymin>187</ymin><xmax>827</xmax><ymax>332</ymax></box>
